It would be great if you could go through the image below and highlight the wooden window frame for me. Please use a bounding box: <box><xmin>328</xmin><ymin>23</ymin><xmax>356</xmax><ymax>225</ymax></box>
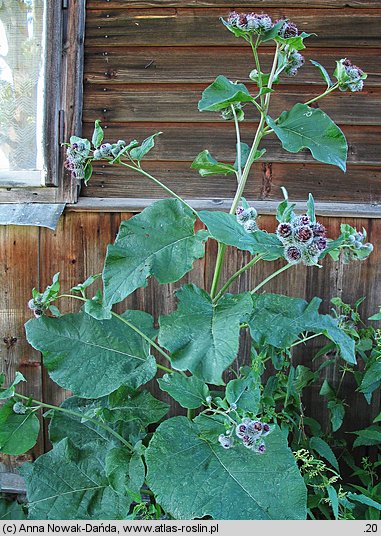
<box><xmin>0</xmin><ymin>0</ymin><xmax>85</xmax><ymax>205</ymax></box>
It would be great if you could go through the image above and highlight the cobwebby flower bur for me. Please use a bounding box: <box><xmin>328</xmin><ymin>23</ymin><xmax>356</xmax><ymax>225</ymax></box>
<box><xmin>2</xmin><ymin>10</ymin><xmax>377</xmax><ymax>521</ymax></box>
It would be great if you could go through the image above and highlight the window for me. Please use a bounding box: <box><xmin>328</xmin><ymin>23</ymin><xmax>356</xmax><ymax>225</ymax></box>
<box><xmin>0</xmin><ymin>0</ymin><xmax>85</xmax><ymax>204</ymax></box>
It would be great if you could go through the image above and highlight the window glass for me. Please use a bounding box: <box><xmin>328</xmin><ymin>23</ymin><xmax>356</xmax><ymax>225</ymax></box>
<box><xmin>0</xmin><ymin>0</ymin><xmax>45</xmax><ymax>185</ymax></box>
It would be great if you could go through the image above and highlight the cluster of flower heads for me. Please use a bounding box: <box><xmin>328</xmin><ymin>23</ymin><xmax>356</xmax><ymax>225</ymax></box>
<box><xmin>227</xmin><ymin>11</ymin><xmax>274</xmax><ymax>34</ymax></box>
<box><xmin>285</xmin><ymin>50</ymin><xmax>305</xmax><ymax>77</ymax></box>
<box><xmin>337</xmin><ymin>58</ymin><xmax>365</xmax><ymax>93</ymax></box>
<box><xmin>340</xmin><ymin>227</ymin><xmax>373</xmax><ymax>263</ymax></box>
<box><xmin>28</xmin><ymin>296</ymin><xmax>45</xmax><ymax>318</ymax></box>
<box><xmin>93</xmin><ymin>140</ymin><xmax>127</xmax><ymax>160</ymax></box>
<box><xmin>276</xmin><ymin>214</ymin><xmax>328</xmax><ymax>266</ymax></box>
<box><xmin>236</xmin><ymin>205</ymin><xmax>259</xmax><ymax>233</ymax></box>
<box><xmin>64</xmin><ymin>140</ymin><xmax>89</xmax><ymax>181</ymax></box>
<box><xmin>218</xmin><ymin>418</ymin><xmax>273</xmax><ymax>454</ymax></box>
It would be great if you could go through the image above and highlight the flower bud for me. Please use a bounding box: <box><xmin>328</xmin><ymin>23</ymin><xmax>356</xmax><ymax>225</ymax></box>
<box><xmin>218</xmin><ymin>434</ymin><xmax>234</xmax><ymax>449</ymax></box>
<box><xmin>284</xmin><ymin>245</ymin><xmax>302</xmax><ymax>264</ymax></box>
<box><xmin>13</xmin><ymin>402</ymin><xmax>27</xmax><ymax>415</ymax></box>
<box><xmin>243</xmin><ymin>220</ymin><xmax>258</xmax><ymax>233</ymax></box>
<box><xmin>294</xmin><ymin>225</ymin><xmax>314</xmax><ymax>245</ymax></box>
<box><xmin>276</xmin><ymin>222</ymin><xmax>293</xmax><ymax>242</ymax></box>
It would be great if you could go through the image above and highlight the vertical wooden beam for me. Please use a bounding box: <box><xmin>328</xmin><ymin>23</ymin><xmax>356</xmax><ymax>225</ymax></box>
<box><xmin>0</xmin><ymin>225</ymin><xmax>42</xmax><ymax>471</ymax></box>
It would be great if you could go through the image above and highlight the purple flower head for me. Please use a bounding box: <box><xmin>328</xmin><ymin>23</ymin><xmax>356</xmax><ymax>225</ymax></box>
<box><xmin>293</xmin><ymin>214</ymin><xmax>310</xmax><ymax>227</ymax></box>
<box><xmin>306</xmin><ymin>242</ymin><xmax>320</xmax><ymax>257</ymax></box>
<box><xmin>285</xmin><ymin>51</ymin><xmax>304</xmax><ymax>76</ymax></box>
<box><xmin>276</xmin><ymin>222</ymin><xmax>293</xmax><ymax>241</ymax></box>
<box><xmin>261</xmin><ymin>423</ymin><xmax>272</xmax><ymax>437</ymax></box>
<box><xmin>246</xmin><ymin>420</ymin><xmax>263</xmax><ymax>437</ymax></box>
<box><xmin>284</xmin><ymin>245</ymin><xmax>302</xmax><ymax>264</ymax></box>
<box><xmin>257</xmin><ymin>14</ymin><xmax>273</xmax><ymax>31</ymax></box>
<box><xmin>254</xmin><ymin>442</ymin><xmax>266</xmax><ymax>454</ymax></box>
<box><xmin>315</xmin><ymin>236</ymin><xmax>328</xmax><ymax>251</ymax></box>
<box><xmin>311</xmin><ymin>222</ymin><xmax>326</xmax><ymax>237</ymax></box>
<box><xmin>338</xmin><ymin>58</ymin><xmax>365</xmax><ymax>92</ymax></box>
<box><xmin>218</xmin><ymin>434</ymin><xmax>234</xmax><ymax>449</ymax></box>
<box><xmin>236</xmin><ymin>423</ymin><xmax>247</xmax><ymax>438</ymax></box>
<box><xmin>236</xmin><ymin>206</ymin><xmax>245</xmax><ymax>217</ymax></box>
<box><xmin>278</xmin><ymin>20</ymin><xmax>299</xmax><ymax>38</ymax></box>
<box><xmin>242</xmin><ymin>434</ymin><xmax>256</xmax><ymax>449</ymax></box>
<box><xmin>246</xmin><ymin>13</ymin><xmax>260</xmax><ymax>30</ymax></box>
<box><xmin>227</xmin><ymin>11</ymin><xmax>240</xmax><ymax>25</ymax></box>
<box><xmin>294</xmin><ymin>225</ymin><xmax>314</xmax><ymax>244</ymax></box>
<box><xmin>34</xmin><ymin>308</ymin><xmax>44</xmax><ymax>318</ymax></box>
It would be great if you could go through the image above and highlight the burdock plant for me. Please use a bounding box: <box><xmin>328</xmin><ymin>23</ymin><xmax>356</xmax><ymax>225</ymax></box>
<box><xmin>0</xmin><ymin>12</ymin><xmax>375</xmax><ymax>521</ymax></box>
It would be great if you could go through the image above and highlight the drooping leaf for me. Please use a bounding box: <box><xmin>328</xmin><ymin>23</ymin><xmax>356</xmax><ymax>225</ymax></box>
<box><xmin>327</xmin><ymin>485</ymin><xmax>339</xmax><ymax>520</ymax></box>
<box><xmin>0</xmin><ymin>400</ymin><xmax>40</xmax><ymax>456</ymax></box>
<box><xmin>158</xmin><ymin>284</ymin><xmax>253</xmax><ymax>385</ymax></box>
<box><xmin>103</xmin><ymin>199</ymin><xmax>208</xmax><ymax>307</ymax></box>
<box><xmin>0</xmin><ymin>371</ymin><xmax>26</xmax><ymax>400</ymax></box>
<box><xmin>248</xmin><ymin>294</ymin><xmax>356</xmax><ymax>364</ymax></box>
<box><xmin>84</xmin><ymin>161</ymin><xmax>93</xmax><ymax>185</ymax></box>
<box><xmin>25</xmin><ymin>310</ymin><xmax>157</xmax><ymax>398</ymax></box>
<box><xmin>267</xmin><ymin>103</ymin><xmax>347</xmax><ymax>171</ymax></box>
<box><xmin>191</xmin><ymin>150</ymin><xmax>236</xmax><ymax>177</ymax></box>
<box><xmin>129</xmin><ymin>449</ymin><xmax>146</xmax><ymax>494</ymax></box>
<box><xmin>91</xmin><ymin>119</ymin><xmax>104</xmax><ymax>149</ymax></box>
<box><xmin>309</xmin><ymin>436</ymin><xmax>339</xmax><ymax>472</ymax></box>
<box><xmin>145</xmin><ymin>416</ymin><xmax>307</xmax><ymax>520</ymax></box>
<box><xmin>157</xmin><ymin>374</ymin><xmax>210</xmax><ymax>410</ymax></box>
<box><xmin>359</xmin><ymin>362</ymin><xmax>381</xmax><ymax>395</ymax></box>
<box><xmin>105</xmin><ymin>447</ymin><xmax>132</xmax><ymax>495</ymax></box>
<box><xmin>21</xmin><ymin>439</ymin><xmax>131</xmax><ymax>520</ymax></box>
<box><xmin>129</xmin><ymin>132</ymin><xmax>162</xmax><ymax>162</ymax></box>
<box><xmin>198</xmin><ymin>211</ymin><xmax>284</xmax><ymax>261</ymax></box>
<box><xmin>310</xmin><ymin>60</ymin><xmax>333</xmax><ymax>88</ymax></box>
<box><xmin>198</xmin><ymin>75</ymin><xmax>254</xmax><ymax>112</ymax></box>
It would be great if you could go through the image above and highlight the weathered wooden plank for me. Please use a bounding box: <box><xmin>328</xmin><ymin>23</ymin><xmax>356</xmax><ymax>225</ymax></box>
<box><xmin>85</xmin><ymin>8</ymin><xmax>381</xmax><ymax>47</ymax></box>
<box><xmin>83</xmin><ymin>84</ymin><xmax>381</xmax><ymax>125</ymax></box>
<box><xmin>82</xmin><ymin>122</ymin><xmax>381</xmax><ymax>166</ymax></box>
<box><xmin>0</xmin><ymin>226</ymin><xmax>42</xmax><ymax>470</ymax></box>
<box><xmin>305</xmin><ymin>217</ymin><xmax>381</xmax><ymax>435</ymax></box>
<box><xmin>38</xmin><ymin>212</ymin><xmax>116</xmax><ymax>413</ymax></box>
<box><xmin>0</xmin><ymin>187</ymin><xmax>58</xmax><ymax>204</ymax></box>
<box><xmin>87</xmin><ymin>0</ymin><xmax>381</xmax><ymax>8</ymax></box>
<box><xmin>68</xmin><ymin>198</ymin><xmax>381</xmax><ymax>219</ymax></box>
<box><xmin>81</xmin><ymin>161</ymin><xmax>381</xmax><ymax>204</ymax></box>
<box><xmin>84</xmin><ymin>46</ymin><xmax>381</xmax><ymax>87</ymax></box>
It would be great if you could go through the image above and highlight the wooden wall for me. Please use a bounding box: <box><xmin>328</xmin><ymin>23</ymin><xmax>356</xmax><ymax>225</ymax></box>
<box><xmin>82</xmin><ymin>0</ymin><xmax>381</xmax><ymax>202</ymax></box>
<box><xmin>1</xmin><ymin>1</ymin><xmax>381</xmax><ymax>473</ymax></box>
<box><xmin>1</xmin><ymin>212</ymin><xmax>380</xmax><ymax>470</ymax></box>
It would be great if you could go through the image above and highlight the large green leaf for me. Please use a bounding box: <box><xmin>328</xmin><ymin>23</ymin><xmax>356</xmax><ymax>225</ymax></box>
<box><xmin>225</xmin><ymin>372</ymin><xmax>260</xmax><ymax>414</ymax></box>
<box><xmin>158</xmin><ymin>284</ymin><xmax>252</xmax><ymax>385</ymax></box>
<box><xmin>267</xmin><ymin>103</ymin><xmax>347</xmax><ymax>171</ymax></box>
<box><xmin>0</xmin><ymin>400</ymin><xmax>40</xmax><ymax>456</ymax></box>
<box><xmin>130</xmin><ymin>132</ymin><xmax>162</xmax><ymax>162</ymax></box>
<box><xmin>198</xmin><ymin>75</ymin><xmax>254</xmax><ymax>112</ymax></box>
<box><xmin>103</xmin><ymin>199</ymin><xmax>208</xmax><ymax>307</ymax></box>
<box><xmin>146</xmin><ymin>416</ymin><xmax>307</xmax><ymax>520</ymax></box>
<box><xmin>199</xmin><ymin>211</ymin><xmax>284</xmax><ymax>261</ymax></box>
<box><xmin>157</xmin><ymin>373</ymin><xmax>210</xmax><ymax>409</ymax></box>
<box><xmin>191</xmin><ymin>150</ymin><xmax>236</xmax><ymax>177</ymax></box>
<box><xmin>105</xmin><ymin>387</ymin><xmax>169</xmax><ymax>426</ymax></box>
<box><xmin>25</xmin><ymin>310</ymin><xmax>157</xmax><ymax>398</ymax></box>
<box><xmin>0</xmin><ymin>498</ymin><xmax>27</xmax><ymax>520</ymax></box>
<box><xmin>249</xmin><ymin>294</ymin><xmax>356</xmax><ymax>364</ymax></box>
<box><xmin>21</xmin><ymin>439</ymin><xmax>131</xmax><ymax>520</ymax></box>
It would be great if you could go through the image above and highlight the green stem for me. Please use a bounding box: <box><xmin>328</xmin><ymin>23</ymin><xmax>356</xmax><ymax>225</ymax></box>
<box><xmin>304</xmin><ymin>83</ymin><xmax>339</xmax><ymax>107</ymax></box>
<box><xmin>290</xmin><ymin>332</ymin><xmax>323</xmax><ymax>348</ymax></box>
<box><xmin>58</xmin><ymin>294</ymin><xmax>174</xmax><ymax>375</ymax></box>
<box><xmin>210</xmin><ymin>243</ymin><xmax>227</xmax><ymax>299</ymax></box>
<box><xmin>187</xmin><ymin>408</ymin><xmax>196</xmax><ymax>420</ymax></box>
<box><xmin>251</xmin><ymin>36</ymin><xmax>264</xmax><ymax>107</ymax></box>
<box><xmin>250</xmin><ymin>262</ymin><xmax>292</xmax><ymax>294</ymax></box>
<box><xmin>14</xmin><ymin>393</ymin><xmax>134</xmax><ymax>452</ymax></box>
<box><xmin>213</xmin><ymin>254</ymin><xmax>263</xmax><ymax>303</ymax></box>
<box><xmin>110</xmin><ymin>311</ymin><xmax>174</xmax><ymax>374</ymax></box>
<box><xmin>202</xmin><ymin>408</ymin><xmax>237</xmax><ymax>426</ymax></box>
<box><xmin>209</xmin><ymin>44</ymin><xmax>281</xmax><ymax>298</ymax></box>
<box><xmin>231</xmin><ymin>104</ymin><xmax>242</xmax><ymax>183</ymax></box>
<box><xmin>118</xmin><ymin>161</ymin><xmax>197</xmax><ymax>217</ymax></box>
